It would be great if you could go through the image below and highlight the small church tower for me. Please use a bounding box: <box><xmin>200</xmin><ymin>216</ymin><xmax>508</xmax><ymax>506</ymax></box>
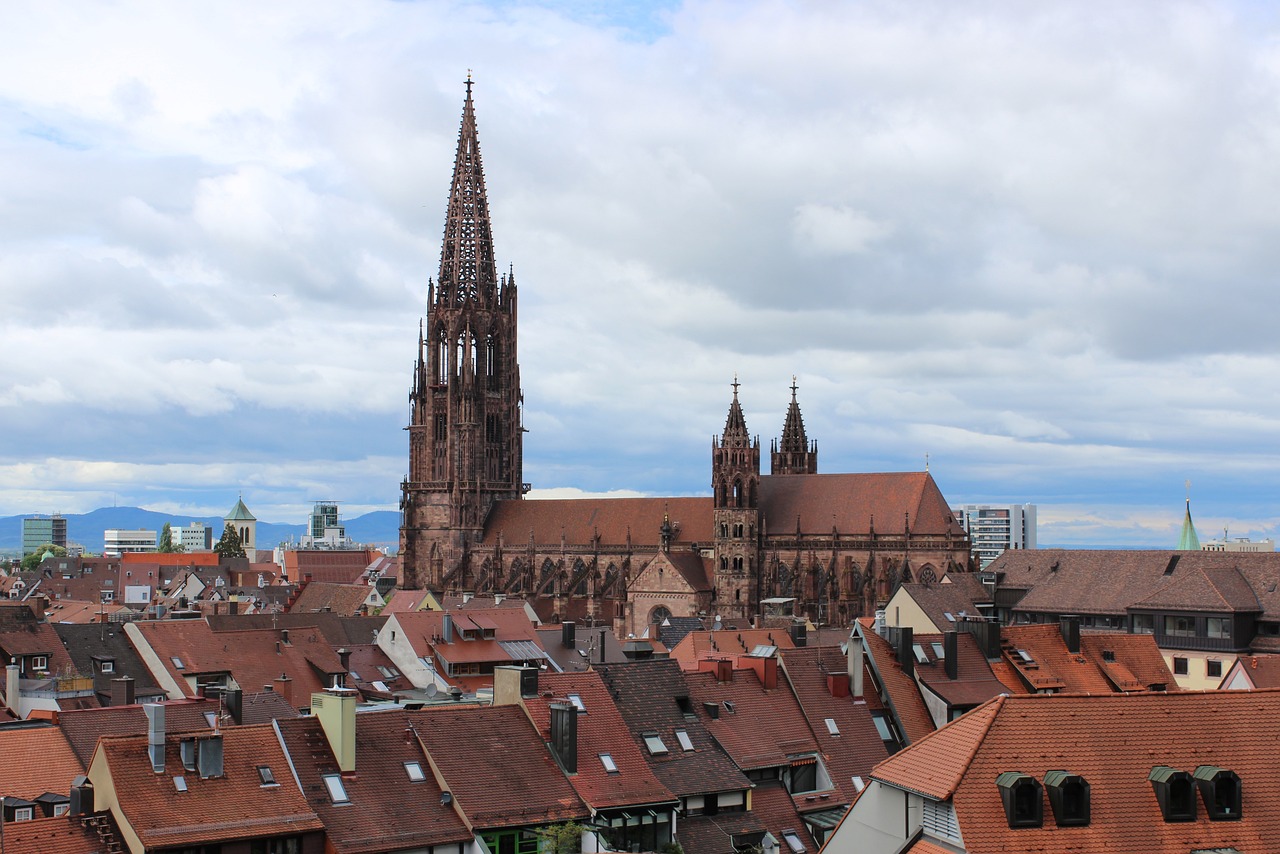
<box><xmin>770</xmin><ymin>378</ymin><xmax>818</xmax><ymax>475</ymax></box>
<box><xmin>224</xmin><ymin>496</ymin><xmax>256</xmax><ymax>553</ymax></box>
<box><xmin>400</xmin><ymin>79</ymin><xmax>524</xmax><ymax>590</ymax></box>
<box><xmin>712</xmin><ymin>378</ymin><xmax>760</xmax><ymax>622</ymax></box>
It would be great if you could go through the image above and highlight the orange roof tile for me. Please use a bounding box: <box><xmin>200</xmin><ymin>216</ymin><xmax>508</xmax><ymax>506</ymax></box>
<box><xmin>482</xmin><ymin>496</ymin><xmax>713</xmax><ymax>546</ymax></box>
<box><xmin>669</xmin><ymin>629</ymin><xmax>795</xmax><ymax>671</ymax></box>
<box><xmin>858</xmin><ymin>620</ymin><xmax>935</xmax><ymax>745</ymax></box>
<box><xmin>0</xmin><ymin>726</ymin><xmax>85</xmax><ymax>800</ymax></box>
<box><xmin>759</xmin><ymin>472</ymin><xmax>965</xmax><ymax>538</ymax></box>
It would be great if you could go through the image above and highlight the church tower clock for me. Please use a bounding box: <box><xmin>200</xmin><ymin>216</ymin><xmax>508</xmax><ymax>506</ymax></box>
<box><xmin>400</xmin><ymin>80</ymin><xmax>524</xmax><ymax>590</ymax></box>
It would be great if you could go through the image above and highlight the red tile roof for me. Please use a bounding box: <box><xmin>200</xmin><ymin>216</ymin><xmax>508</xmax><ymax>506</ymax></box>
<box><xmin>411</xmin><ymin>705</ymin><xmax>588</xmax><ymax>829</ymax></box>
<box><xmin>857</xmin><ymin>619</ymin><xmax>935</xmax><ymax>745</ymax></box>
<box><xmin>1001</xmin><ymin>625</ymin><xmax>1128</xmax><ymax>694</ymax></box>
<box><xmin>522</xmin><ymin>671</ymin><xmax>676</xmax><ymax>810</ymax></box>
<box><xmin>275</xmin><ymin>712</ymin><xmax>472</xmax><ymax>853</ymax></box>
<box><xmin>911</xmin><ymin>632</ymin><xmax>1008</xmax><ymax>709</ymax></box>
<box><xmin>0</xmin><ymin>726</ymin><xmax>85</xmax><ymax>800</ymax></box>
<box><xmin>759</xmin><ymin>472</ymin><xmax>965</xmax><ymax>538</ymax></box>
<box><xmin>0</xmin><ymin>814</ymin><xmax>116</xmax><ymax>854</ymax></box>
<box><xmin>482</xmin><ymin>496</ymin><xmax>713</xmax><ymax>546</ymax></box>
<box><xmin>92</xmin><ymin>724</ymin><xmax>323</xmax><ymax>849</ymax></box>
<box><xmin>287</xmin><ymin>582</ymin><xmax>374</xmax><ymax>617</ymax></box>
<box><xmin>670</xmin><ymin>629</ymin><xmax>795</xmax><ymax>671</ymax></box>
<box><xmin>750</xmin><ymin>779</ymin><xmax>820</xmax><ymax>852</ymax></box>
<box><xmin>57</xmin><ymin>698</ymin><xmax>220</xmax><ymax>766</ymax></box>
<box><xmin>873</xmin><ymin>690</ymin><xmax>1280</xmax><ymax>852</ymax></box>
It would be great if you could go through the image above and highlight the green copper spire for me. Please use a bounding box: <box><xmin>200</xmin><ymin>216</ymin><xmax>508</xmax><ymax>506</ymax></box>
<box><xmin>1177</xmin><ymin>497</ymin><xmax>1200</xmax><ymax>551</ymax></box>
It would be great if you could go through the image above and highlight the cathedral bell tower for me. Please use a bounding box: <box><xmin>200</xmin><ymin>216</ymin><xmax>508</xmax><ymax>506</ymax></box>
<box><xmin>770</xmin><ymin>378</ymin><xmax>818</xmax><ymax>475</ymax></box>
<box><xmin>712</xmin><ymin>378</ymin><xmax>759</xmax><ymax>621</ymax></box>
<box><xmin>400</xmin><ymin>79</ymin><xmax>524</xmax><ymax>591</ymax></box>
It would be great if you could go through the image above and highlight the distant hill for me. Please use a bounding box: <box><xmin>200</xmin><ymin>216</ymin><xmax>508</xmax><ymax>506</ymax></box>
<box><xmin>0</xmin><ymin>507</ymin><xmax>400</xmax><ymax>555</ymax></box>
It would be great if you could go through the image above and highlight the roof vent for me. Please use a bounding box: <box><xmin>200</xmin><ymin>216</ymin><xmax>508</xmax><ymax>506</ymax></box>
<box><xmin>1044</xmin><ymin>770</ymin><xmax>1090</xmax><ymax>826</ymax></box>
<box><xmin>1149</xmin><ymin>766</ymin><xmax>1197</xmax><ymax>822</ymax></box>
<box><xmin>1194</xmin><ymin>765</ymin><xmax>1242</xmax><ymax>821</ymax></box>
<box><xmin>996</xmin><ymin>771</ymin><xmax>1043</xmax><ymax>828</ymax></box>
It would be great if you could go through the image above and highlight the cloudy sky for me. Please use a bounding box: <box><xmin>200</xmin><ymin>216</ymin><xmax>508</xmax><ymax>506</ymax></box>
<box><xmin>3</xmin><ymin>0</ymin><xmax>1278</xmax><ymax>547</ymax></box>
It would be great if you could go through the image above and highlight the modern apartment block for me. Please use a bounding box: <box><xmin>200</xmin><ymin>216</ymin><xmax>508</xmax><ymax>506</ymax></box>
<box><xmin>952</xmin><ymin>503</ymin><xmax>1036</xmax><ymax>567</ymax></box>
<box><xmin>175</xmin><ymin>522</ymin><xmax>213</xmax><ymax>551</ymax></box>
<box><xmin>21</xmin><ymin>514</ymin><xmax>67</xmax><ymax>555</ymax></box>
<box><xmin>103</xmin><ymin>529</ymin><xmax>157</xmax><ymax>557</ymax></box>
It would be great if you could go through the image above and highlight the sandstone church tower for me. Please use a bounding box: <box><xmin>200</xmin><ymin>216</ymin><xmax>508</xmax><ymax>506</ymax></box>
<box><xmin>711</xmin><ymin>379</ymin><xmax>760</xmax><ymax>621</ymax></box>
<box><xmin>770</xmin><ymin>379</ymin><xmax>818</xmax><ymax>475</ymax></box>
<box><xmin>400</xmin><ymin>81</ymin><xmax>524</xmax><ymax>590</ymax></box>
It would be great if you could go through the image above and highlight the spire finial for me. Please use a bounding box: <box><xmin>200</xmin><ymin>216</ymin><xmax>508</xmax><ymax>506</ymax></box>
<box><xmin>790</xmin><ymin>375</ymin><xmax>798</xmax><ymax>400</ymax></box>
<box><xmin>465</xmin><ymin>70</ymin><xmax>473</xmax><ymax>98</ymax></box>
<box><xmin>925</xmin><ymin>452</ymin><xmax>929</xmax><ymax>472</ymax></box>
<box><xmin>1186</xmin><ymin>479</ymin><xmax>1191</xmax><ymax>503</ymax></box>
<box><xmin>732</xmin><ymin>374</ymin><xmax>740</xmax><ymax>398</ymax></box>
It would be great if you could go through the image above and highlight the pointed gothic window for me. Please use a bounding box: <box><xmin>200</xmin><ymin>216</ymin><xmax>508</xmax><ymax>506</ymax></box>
<box><xmin>436</xmin><ymin>330</ymin><xmax>450</xmax><ymax>385</ymax></box>
<box><xmin>486</xmin><ymin>336</ymin><xmax>499</xmax><ymax>390</ymax></box>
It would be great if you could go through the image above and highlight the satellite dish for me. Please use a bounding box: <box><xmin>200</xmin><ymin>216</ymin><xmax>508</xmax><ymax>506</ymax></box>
<box><xmin>424</xmin><ymin>684</ymin><xmax>438</xmax><ymax>698</ymax></box>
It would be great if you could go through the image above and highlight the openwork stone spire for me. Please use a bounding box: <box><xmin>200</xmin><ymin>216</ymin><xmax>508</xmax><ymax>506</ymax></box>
<box><xmin>437</xmin><ymin>76</ymin><xmax>497</xmax><ymax>305</ymax></box>
<box><xmin>721</xmin><ymin>375</ymin><xmax>752</xmax><ymax>447</ymax></box>
<box><xmin>771</xmin><ymin>377</ymin><xmax>818</xmax><ymax>475</ymax></box>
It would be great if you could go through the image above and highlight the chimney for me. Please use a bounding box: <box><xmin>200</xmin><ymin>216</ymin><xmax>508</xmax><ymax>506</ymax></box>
<box><xmin>1060</xmin><ymin>615</ymin><xmax>1081</xmax><ymax>654</ymax></box>
<box><xmin>442</xmin><ymin>613</ymin><xmax>453</xmax><ymax>644</ymax></box>
<box><xmin>549</xmin><ymin>702</ymin><xmax>578</xmax><ymax>773</ymax></box>
<box><xmin>699</xmin><ymin>658</ymin><xmax>733</xmax><ymax>683</ymax></box>
<box><xmin>873</xmin><ymin>609</ymin><xmax>887</xmax><ymax>637</ymax></box>
<box><xmin>228</xmin><ymin>600</ymin><xmax>239</xmax><ymax>616</ymax></box>
<box><xmin>847</xmin><ymin>630</ymin><xmax>864</xmax><ymax>699</ymax></box>
<box><xmin>898</xmin><ymin>627</ymin><xmax>915</xmax><ymax>680</ymax></box>
<box><xmin>944</xmin><ymin>631</ymin><xmax>959</xmax><ymax>680</ymax></box>
<box><xmin>144</xmin><ymin>703</ymin><xmax>166</xmax><ymax>772</ymax></box>
<box><xmin>111</xmin><ymin>676</ymin><xmax>136</xmax><ymax>707</ymax></box>
<box><xmin>826</xmin><ymin>673</ymin><xmax>850</xmax><ymax>698</ymax></box>
<box><xmin>789</xmin><ymin>620</ymin><xmax>808</xmax><ymax>648</ymax></box>
<box><xmin>737</xmin><ymin>654</ymin><xmax>778</xmax><ymax>690</ymax></box>
<box><xmin>281</xmin><ymin>629</ymin><xmax>290</xmax><ymax>645</ymax></box>
<box><xmin>337</xmin><ymin>648</ymin><xmax>351</xmax><ymax>687</ymax></box>
<box><xmin>274</xmin><ymin>674</ymin><xmax>293</xmax><ymax>706</ymax></box>
<box><xmin>68</xmin><ymin>776</ymin><xmax>94</xmax><ymax>817</ymax></box>
<box><xmin>561</xmin><ymin>621</ymin><xmax>576</xmax><ymax>649</ymax></box>
<box><xmin>224</xmin><ymin>687</ymin><xmax>243</xmax><ymax>724</ymax></box>
<box><xmin>311</xmin><ymin>687</ymin><xmax>358</xmax><ymax>773</ymax></box>
<box><xmin>493</xmin><ymin>665</ymin><xmax>538</xmax><ymax>706</ymax></box>
<box><xmin>5</xmin><ymin>663</ymin><xmax>19</xmax><ymax>711</ymax></box>
<box><xmin>196</xmin><ymin>734</ymin><xmax>224</xmax><ymax>778</ymax></box>
<box><xmin>959</xmin><ymin>617</ymin><xmax>1002</xmax><ymax>660</ymax></box>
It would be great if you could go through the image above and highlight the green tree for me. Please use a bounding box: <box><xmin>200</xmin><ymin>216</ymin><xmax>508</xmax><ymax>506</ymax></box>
<box><xmin>21</xmin><ymin>543</ymin><xmax>67</xmax><ymax>572</ymax></box>
<box><xmin>533</xmin><ymin>823</ymin><xmax>583</xmax><ymax>854</ymax></box>
<box><xmin>213</xmin><ymin>523</ymin><xmax>246</xmax><ymax>559</ymax></box>
<box><xmin>157</xmin><ymin>522</ymin><xmax>184</xmax><ymax>553</ymax></box>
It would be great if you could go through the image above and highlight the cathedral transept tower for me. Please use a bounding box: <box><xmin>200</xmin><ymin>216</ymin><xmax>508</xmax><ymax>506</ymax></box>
<box><xmin>400</xmin><ymin>80</ymin><xmax>524</xmax><ymax>590</ymax></box>
<box><xmin>770</xmin><ymin>378</ymin><xmax>818</xmax><ymax>475</ymax></box>
<box><xmin>712</xmin><ymin>379</ymin><xmax>760</xmax><ymax>621</ymax></box>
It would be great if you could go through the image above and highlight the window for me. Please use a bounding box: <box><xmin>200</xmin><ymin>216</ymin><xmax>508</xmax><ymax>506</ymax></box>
<box><xmin>1044</xmin><ymin>771</ymin><xmax>1090</xmax><ymax>826</ymax></box>
<box><xmin>643</xmin><ymin>733</ymin><xmax>669</xmax><ymax>755</ymax></box>
<box><xmin>996</xmin><ymin>772</ymin><xmax>1043</xmax><ymax>828</ymax></box>
<box><xmin>781</xmin><ymin>830</ymin><xmax>806</xmax><ymax>853</ymax></box>
<box><xmin>404</xmin><ymin>762</ymin><xmax>426</xmax><ymax>782</ymax></box>
<box><xmin>258</xmin><ymin>765</ymin><xmax>277</xmax><ymax>786</ymax></box>
<box><xmin>1207</xmin><ymin>617</ymin><xmax>1231</xmax><ymax>639</ymax></box>
<box><xmin>1205</xmin><ymin>658</ymin><xmax>1223</xmax><ymax>679</ymax></box>
<box><xmin>377</xmin><ymin>665</ymin><xmax>399</xmax><ymax>678</ymax></box>
<box><xmin>171</xmin><ymin>657</ymin><xmax>185</xmax><ymax>670</ymax></box>
<box><xmin>1150</xmin><ymin>767</ymin><xmax>1197</xmax><ymax>822</ymax></box>
<box><xmin>1132</xmin><ymin>614</ymin><xmax>1154</xmax><ymax>634</ymax></box>
<box><xmin>100</xmin><ymin>660</ymin><xmax>115</xmax><ymax>673</ymax></box>
<box><xmin>788</xmin><ymin>760</ymin><xmax>818</xmax><ymax>794</ymax></box>
<box><xmin>173</xmin><ymin>776</ymin><xmax>188</xmax><ymax>793</ymax></box>
<box><xmin>53</xmin><ymin>803</ymin><xmax>69</xmax><ymax>817</ymax></box>
<box><xmin>870</xmin><ymin>712</ymin><xmax>894</xmax><ymax>742</ymax></box>
<box><xmin>1173</xmin><ymin>657</ymin><xmax>1188</xmax><ymax>676</ymax></box>
<box><xmin>675</xmin><ymin>729</ymin><xmax>694</xmax><ymax>751</ymax></box>
<box><xmin>1164</xmin><ymin>615</ymin><xmax>1196</xmax><ymax>637</ymax></box>
<box><xmin>600</xmin><ymin>753</ymin><xmax>619</xmax><ymax>774</ymax></box>
<box><xmin>250</xmin><ymin>838</ymin><xmax>301</xmax><ymax>854</ymax></box>
<box><xmin>912</xmin><ymin>644</ymin><xmax>929</xmax><ymax>664</ymax></box>
<box><xmin>1101</xmin><ymin>650</ymin><xmax>1116</xmax><ymax>663</ymax></box>
<box><xmin>567</xmin><ymin>693</ymin><xmax>586</xmax><ymax>712</ymax></box>
<box><xmin>1194</xmin><ymin>765</ymin><xmax>1242</xmax><ymax>820</ymax></box>
<box><xmin>1016</xmin><ymin>649</ymin><xmax>1035</xmax><ymax>664</ymax></box>
<box><xmin>931</xmin><ymin>642</ymin><xmax>945</xmax><ymax>659</ymax></box>
<box><xmin>824</xmin><ymin>718</ymin><xmax>840</xmax><ymax>737</ymax></box>
<box><xmin>204</xmin><ymin>712</ymin><xmax>218</xmax><ymax>728</ymax></box>
<box><xmin>323</xmin><ymin>774</ymin><xmax>350</xmax><ymax>804</ymax></box>
<box><xmin>30</xmin><ymin>655</ymin><xmax>48</xmax><ymax>671</ymax></box>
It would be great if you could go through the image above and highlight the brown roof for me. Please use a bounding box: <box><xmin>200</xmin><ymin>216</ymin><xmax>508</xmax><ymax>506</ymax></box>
<box><xmin>857</xmin><ymin>620</ymin><xmax>935</xmax><ymax>745</ymax></box>
<box><xmin>601</xmin><ymin>660</ymin><xmax>751</xmax><ymax>798</ymax></box>
<box><xmin>872</xmin><ymin>690</ymin><xmax>1280</xmax><ymax>852</ymax></box>
<box><xmin>0</xmin><ymin>814</ymin><xmax>116</xmax><ymax>854</ymax></box>
<box><xmin>749</xmin><ymin>779</ymin><xmax>821</xmax><ymax>852</ymax></box>
<box><xmin>522</xmin><ymin>671</ymin><xmax>676</xmax><ymax>811</ymax></box>
<box><xmin>382</xmin><ymin>589</ymin><xmax>429</xmax><ymax>614</ymax></box>
<box><xmin>206</xmin><ymin>612</ymin><xmax>388</xmax><ymax>646</ymax></box>
<box><xmin>1077</xmin><ymin>632</ymin><xmax>1177</xmax><ymax>692</ymax></box>
<box><xmin>287</xmin><ymin>582</ymin><xmax>373</xmax><ymax>617</ymax></box>
<box><xmin>910</xmin><ymin>632</ymin><xmax>1008</xmax><ymax>709</ymax></box>
<box><xmin>412</xmin><ymin>705</ymin><xmax>589</xmax><ymax>829</ymax></box>
<box><xmin>758</xmin><ymin>472</ymin><xmax>965</xmax><ymax>538</ymax></box>
<box><xmin>0</xmin><ymin>726</ymin><xmax>85</xmax><ymax>800</ymax></box>
<box><xmin>481</xmin><ymin>496</ymin><xmax>713</xmax><ymax>546</ymax></box>
<box><xmin>284</xmin><ymin>550</ymin><xmax>380</xmax><ymax>585</ymax></box>
<box><xmin>896</xmin><ymin>574</ymin><xmax>992</xmax><ymax>629</ymax></box>
<box><xmin>57</xmin><ymin>698</ymin><xmax>219</xmax><ymax>766</ymax></box>
<box><xmin>670</xmin><ymin>629</ymin><xmax>795</xmax><ymax>671</ymax></box>
<box><xmin>0</xmin><ymin>610</ymin><xmax>77</xmax><ymax>674</ymax></box>
<box><xmin>275</xmin><ymin>712</ymin><xmax>472</xmax><ymax>853</ymax></box>
<box><xmin>1222</xmin><ymin>654</ymin><xmax>1280</xmax><ymax>689</ymax></box>
<box><xmin>1131</xmin><ymin>563</ymin><xmax>1260</xmax><ymax>613</ymax></box>
<box><xmin>92</xmin><ymin>724</ymin><xmax>323</xmax><ymax>848</ymax></box>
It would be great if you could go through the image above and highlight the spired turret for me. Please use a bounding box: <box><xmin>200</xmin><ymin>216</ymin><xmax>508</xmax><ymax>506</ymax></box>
<box><xmin>771</xmin><ymin>377</ymin><xmax>818</xmax><ymax>475</ymax></box>
<box><xmin>712</xmin><ymin>377</ymin><xmax>760</xmax><ymax>620</ymax></box>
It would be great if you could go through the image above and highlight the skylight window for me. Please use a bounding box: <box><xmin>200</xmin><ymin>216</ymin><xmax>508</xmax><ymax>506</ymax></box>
<box><xmin>173</xmin><ymin>776</ymin><xmax>188</xmax><ymax>793</ymax></box>
<box><xmin>1016</xmin><ymin>649</ymin><xmax>1035</xmax><ymax>664</ymax></box>
<box><xmin>405</xmin><ymin>762</ymin><xmax>426</xmax><ymax>782</ymax></box>
<box><xmin>567</xmin><ymin>693</ymin><xmax>586</xmax><ymax>712</ymax></box>
<box><xmin>203</xmin><ymin>712</ymin><xmax>217</xmax><ymax>728</ymax></box>
<box><xmin>675</xmin><ymin>729</ymin><xmax>694</xmax><ymax>751</ymax></box>
<box><xmin>643</xmin><ymin>733</ymin><xmax>669</xmax><ymax>756</ymax></box>
<box><xmin>912</xmin><ymin>644</ymin><xmax>929</xmax><ymax>664</ymax></box>
<box><xmin>171</xmin><ymin>657</ymin><xmax>185</xmax><ymax>670</ymax></box>
<box><xmin>944</xmin><ymin>612</ymin><xmax>955</xmax><ymax>622</ymax></box>
<box><xmin>600</xmin><ymin>753</ymin><xmax>619</xmax><ymax>774</ymax></box>
<box><xmin>323</xmin><ymin>774</ymin><xmax>350</xmax><ymax>804</ymax></box>
<box><xmin>372</xmin><ymin>680</ymin><xmax>389</xmax><ymax>692</ymax></box>
<box><xmin>782</xmin><ymin>830</ymin><xmax>807</xmax><ymax>853</ymax></box>
<box><xmin>824</xmin><ymin>718</ymin><xmax>840</xmax><ymax>736</ymax></box>
<box><xmin>377</xmin><ymin>665</ymin><xmax>399</xmax><ymax>678</ymax></box>
<box><xmin>852</xmin><ymin>776</ymin><xmax>866</xmax><ymax>792</ymax></box>
<box><xmin>931</xmin><ymin>642</ymin><xmax>945</xmax><ymax>659</ymax></box>
<box><xmin>257</xmin><ymin>766</ymin><xmax>276</xmax><ymax>786</ymax></box>
<box><xmin>349</xmin><ymin>669</ymin><xmax>362</xmax><ymax>681</ymax></box>
<box><xmin>871</xmin><ymin>712</ymin><xmax>893</xmax><ymax>742</ymax></box>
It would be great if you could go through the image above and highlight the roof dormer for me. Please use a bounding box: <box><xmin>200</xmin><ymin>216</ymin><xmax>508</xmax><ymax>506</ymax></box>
<box><xmin>996</xmin><ymin>771</ymin><xmax>1042</xmax><ymax>828</ymax></box>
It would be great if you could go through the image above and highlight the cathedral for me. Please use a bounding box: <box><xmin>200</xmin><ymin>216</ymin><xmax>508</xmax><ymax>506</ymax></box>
<box><xmin>399</xmin><ymin>83</ymin><xmax>973</xmax><ymax>634</ymax></box>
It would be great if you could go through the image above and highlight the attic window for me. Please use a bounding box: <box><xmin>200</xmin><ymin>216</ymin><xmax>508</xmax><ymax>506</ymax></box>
<box><xmin>173</xmin><ymin>776</ymin><xmax>188</xmax><ymax>793</ymax></box>
<box><xmin>377</xmin><ymin>665</ymin><xmax>399</xmax><ymax>678</ymax></box>
<box><xmin>257</xmin><ymin>766</ymin><xmax>277</xmax><ymax>786</ymax></box>
<box><xmin>349</xmin><ymin>669</ymin><xmax>362</xmax><ymax>681</ymax></box>
<box><xmin>870</xmin><ymin>712</ymin><xmax>894</xmax><ymax>742</ymax></box>
<box><xmin>1102</xmin><ymin>650</ymin><xmax>1116</xmax><ymax>663</ymax></box>
<box><xmin>171</xmin><ymin>657</ymin><xmax>185</xmax><ymax>670</ymax></box>
<box><xmin>1194</xmin><ymin>765</ymin><xmax>1242</xmax><ymax>820</ymax></box>
<box><xmin>675</xmin><ymin>695</ymin><xmax>693</xmax><ymax>716</ymax></box>
<box><xmin>100</xmin><ymin>660</ymin><xmax>115</xmax><ymax>674</ymax></box>
<box><xmin>643</xmin><ymin>733</ymin><xmax>669</xmax><ymax>756</ymax></box>
<box><xmin>600</xmin><ymin>753</ymin><xmax>619</xmax><ymax>774</ymax></box>
<box><xmin>323</xmin><ymin>774</ymin><xmax>350</xmax><ymax>805</ymax></box>
<box><xmin>824</xmin><ymin>718</ymin><xmax>840</xmax><ymax>737</ymax></box>
<box><xmin>1149</xmin><ymin>766</ymin><xmax>1196</xmax><ymax>822</ymax></box>
<box><xmin>1015</xmin><ymin>650</ymin><xmax>1035</xmax><ymax>664</ymax></box>
<box><xmin>996</xmin><ymin>772</ymin><xmax>1043</xmax><ymax>828</ymax></box>
<box><xmin>781</xmin><ymin>830</ymin><xmax>806</xmax><ymax>853</ymax></box>
<box><xmin>944</xmin><ymin>612</ymin><xmax>955</xmax><ymax>622</ymax></box>
<box><xmin>567</xmin><ymin>693</ymin><xmax>586</xmax><ymax>712</ymax></box>
<box><xmin>912</xmin><ymin>644</ymin><xmax>929</xmax><ymax>664</ymax></box>
<box><xmin>931</xmin><ymin>642</ymin><xmax>945</xmax><ymax>659</ymax></box>
<box><xmin>1044</xmin><ymin>771</ymin><xmax>1090</xmax><ymax>826</ymax></box>
<box><xmin>405</xmin><ymin>762</ymin><xmax>426</xmax><ymax>782</ymax></box>
<box><xmin>203</xmin><ymin>712</ymin><xmax>217</xmax><ymax>728</ymax></box>
<box><xmin>675</xmin><ymin>729</ymin><xmax>694</xmax><ymax>751</ymax></box>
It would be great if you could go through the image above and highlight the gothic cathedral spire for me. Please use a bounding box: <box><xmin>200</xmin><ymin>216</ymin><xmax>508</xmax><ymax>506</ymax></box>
<box><xmin>771</xmin><ymin>377</ymin><xmax>818</xmax><ymax>475</ymax></box>
<box><xmin>712</xmin><ymin>377</ymin><xmax>760</xmax><ymax>621</ymax></box>
<box><xmin>400</xmin><ymin>79</ymin><xmax>524</xmax><ymax>591</ymax></box>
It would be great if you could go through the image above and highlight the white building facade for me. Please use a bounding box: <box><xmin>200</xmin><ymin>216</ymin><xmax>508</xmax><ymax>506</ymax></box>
<box><xmin>103</xmin><ymin>529</ymin><xmax>157</xmax><ymax>557</ymax></box>
<box><xmin>952</xmin><ymin>503</ymin><xmax>1036</xmax><ymax>568</ymax></box>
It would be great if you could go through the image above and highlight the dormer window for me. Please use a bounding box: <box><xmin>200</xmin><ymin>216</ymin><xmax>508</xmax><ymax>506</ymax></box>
<box><xmin>1194</xmin><ymin>765</ymin><xmax>1242</xmax><ymax>820</ymax></box>
<box><xmin>1149</xmin><ymin>766</ymin><xmax>1197</xmax><ymax>822</ymax></box>
<box><xmin>996</xmin><ymin>772</ymin><xmax>1043</xmax><ymax>828</ymax></box>
<box><xmin>100</xmin><ymin>660</ymin><xmax>115</xmax><ymax>673</ymax></box>
<box><xmin>30</xmin><ymin>655</ymin><xmax>48</xmax><ymax>671</ymax></box>
<box><xmin>1044</xmin><ymin>770</ymin><xmax>1090</xmax><ymax>826</ymax></box>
